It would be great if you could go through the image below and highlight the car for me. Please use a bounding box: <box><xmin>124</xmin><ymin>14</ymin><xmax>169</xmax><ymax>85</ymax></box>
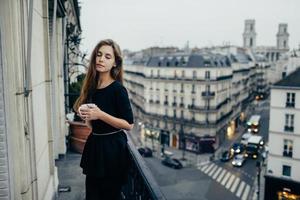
<box><xmin>231</xmin><ymin>143</ymin><xmax>245</xmax><ymax>154</ymax></box>
<box><xmin>241</xmin><ymin>132</ymin><xmax>252</xmax><ymax>145</ymax></box>
<box><xmin>231</xmin><ymin>154</ymin><xmax>246</xmax><ymax>167</ymax></box>
<box><xmin>220</xmin><ymin>150</ymin><xmax>233</xmax><ymax>162</ymax></box>
<box><xmin>161</xmin><ymin>157</ymin><xmax>183</xmax><ymax>169</ymax></box>
<box><xmin>138</xmin><ymin>147</ymin><xmax>153</xmax><ymax>157</ymax></box>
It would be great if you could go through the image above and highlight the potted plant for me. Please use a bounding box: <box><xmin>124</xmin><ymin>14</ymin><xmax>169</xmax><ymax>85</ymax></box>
<box><xmin>67</xmin><ymin>74</ymin><xmax>91</xmax><ymax>154</ymax></box>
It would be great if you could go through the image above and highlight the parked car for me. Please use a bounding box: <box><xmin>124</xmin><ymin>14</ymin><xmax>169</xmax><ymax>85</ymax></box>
<box><xmin>231</xmin><ymin>154</ymin><xmax>246</xmax><ymax>167</ymax></box>
<box><xmin>138</xmin><ymin>147</ymin><xmax>153</xmax><ymax>157</ymax></box>
<box><xmin>241</xmin><ymin>132</ymin><xmax>252</xmax><ymax>145</ymax></box>
<box><xmin>220</xmin><ymin>150</ymin><xmax>233</xmax><ymax>162</ymax></box>
<box><xmin>161</xmin><ymin>157</ymin><xmax>183</xmax><ymax>169</ymax></box>
<box><xmin>231</xmin><ymin>143</ymin><xmax>245</xmax><ymax>154</ymax></box>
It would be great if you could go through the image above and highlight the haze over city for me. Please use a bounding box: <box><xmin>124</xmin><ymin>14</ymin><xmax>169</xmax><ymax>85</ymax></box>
<box><xmin>80</xmin><ymin>0</ymin><xmax>300</xmax><ymax>52</ymax></box>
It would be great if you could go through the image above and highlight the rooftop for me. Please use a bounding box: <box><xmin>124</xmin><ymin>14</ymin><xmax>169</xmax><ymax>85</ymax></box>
<box><xmin>273</xmin><ymin>67</ymin><xmax>300</xmax><ymax>88</ymax></box>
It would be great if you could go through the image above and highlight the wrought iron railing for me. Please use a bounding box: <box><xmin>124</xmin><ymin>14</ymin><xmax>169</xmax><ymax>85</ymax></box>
<box><xmin>121</xmin><ymin>135</ymin><xmax>166</xmax><ymax>200</ymax></box>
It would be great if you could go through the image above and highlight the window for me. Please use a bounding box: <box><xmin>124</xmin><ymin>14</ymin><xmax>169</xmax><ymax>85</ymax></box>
<box><xmin>283</xmin><ymin>139</ymin><xmax>293</xmax><ymax>157</ymax></box>
<box><xmin>250</xmin><ymin>24</ymin><xmax>253</xmax><ymax>31</ymax></box>
<box><xmin>286</xmin><ymin>92</ymin><xmax>295</xmax><ymax>107</ymax></box>
<box><xmin>150</xmin><ymin>69</ymin><xmax>153</xmax><ymax>77</ymax></box>
<box><xmin>285</xmin><ymin>114</ymin><xmax>294</xmax><ymax>132</ymax></box>
<box><xmin>193</xmin><ymin>70</ymin><xmax>197</xmax><ymax>79</ymax></box>
<box><xmin>164</xmin><ymin>95</ymin><xmax>168</xmax><ymax>105</ymax></box>
<box><xmin>205</xmin><ymin>71</ymin><xmax>210</xmax><ymax>79</ymax></box>
<box><xmin>165</xmin><ymin>109</ymin><xmax>168</xmax><ymax>116</ymax></box>
<box><xmin>192</xmin><ymin>84</ymin><xmax>195</xmax><ymax>93</ymax></box>
<box><xmin>174</xmin><ymin>70</ymin><xmax>177</xmax><ymax>78</ymax></box>
<box><xmin>180</xmin><ymin>83</ymin><xmax>184</xmax><ymax>92</ymax></box>
<box><xmin>206</xmin><ymin>85</ymin><xmax>210</xmax><ymax>91</ymax></box>
<box><xmin>182</xmin><ymin>70</ymin><xmax>185</xmax><ymax>78</ymax></box>
<box><xmin>250</xmin><ymin>38</ymin><xmax>253</xmax><ymax>47</ymax></box>
<box><xmin>191</xmin><ymin>112</ymin><xmax>195</xmax><ymax>121</ymax></box>
<box><xmin>173</xmin><ymin>109</ymin><xmax>176</xmax><ymax>118</ymax></box>
<box><xmin>157</xmin><ymin>69</ymin><xmax>160</xmax><ymax>77</ymax></box>
<box><xmin>173</xmin><ymin>96</ymin><xmax>177</xmax><ymax>106</ymax></box>
<box><xmin>181</xmin><ymin>110</ymin><xmax>184</xmax><ymax>118</ymax></box>
<box><xmin>282</xmin><ymin>165</ymin><xmax>291</xmax><ymax>177</ymax></box>
<box><xmin>192</xmin><ymin>98</ymin><xmax>195</xmax><ymax>105</ymax></box>
<box><xmin>149</xmin><ymin>95</ymin><xmax>153</xmax><ymax>103</ymax></box>
<box><xmin>180</xmin><ymin>97</ymin><xmax>184</xmax><ymax>107</ymax></box>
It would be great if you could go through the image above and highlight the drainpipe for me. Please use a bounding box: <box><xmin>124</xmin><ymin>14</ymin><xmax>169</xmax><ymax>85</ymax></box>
<box><xmin>22</xmin><ymin>0</ymin><xmax>39</xmax><ymax>199</ymax></box>
<box><xmin>49</xmin><ymin>0</ymin><xmax>58</xmax><ymax>161</ymax></box>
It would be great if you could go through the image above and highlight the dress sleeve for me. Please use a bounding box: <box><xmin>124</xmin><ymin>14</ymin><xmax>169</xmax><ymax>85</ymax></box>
<box><xmin>116</xmin><ymin>85</ymin><xmax>134</xmax><ymax>124</ymax></box>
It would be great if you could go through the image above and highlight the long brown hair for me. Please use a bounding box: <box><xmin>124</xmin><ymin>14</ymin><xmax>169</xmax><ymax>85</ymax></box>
<box><xmin>73</xmin><ymin>39</ymin><xmax>123</xmax><ymax>112</ymax></box>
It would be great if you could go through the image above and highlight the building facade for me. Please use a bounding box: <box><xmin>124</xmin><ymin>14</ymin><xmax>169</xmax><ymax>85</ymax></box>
<box><xmin>0</xmin><ymin>0</ymin><xmax>81</xmax><ymax>199</ymax></box>
<box><xmin>265</xmin><ymin>68</ymin><xmax>300</xmax><ymax>200</ymax></box>
<box><xmin>125</xmin><ymin>53</ymin><xmax>238</xmax><ymax>153</ymax></box>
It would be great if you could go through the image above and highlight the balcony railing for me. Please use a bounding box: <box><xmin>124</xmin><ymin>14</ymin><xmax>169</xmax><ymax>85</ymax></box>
<box><xmin>282</xmin><ymin>151</ymin><xmax>293</xmax><ymax>158</ymax></box>
<box><xmin>187</xmin><ymin>104</ymin><xmax>217</xmax><ymax>113</ymax></box>
<box><xmin>286</xmin><ymin>102</ymin><xmax>295</xmax><ymax>108</ymax></box>
<box><xmin>201</xmin><ymin>91</ymin><xmax>215</xmax><ymax>99</ymax></box>
<box><xmin>122</xmin><ymin>135</ymin><xmax>166</xmax><ymax>200</ymax></box>
<box><xmin>284</xmin><ymin>126</ymin><xmax>294</xmax><ymax>132</ymax></box>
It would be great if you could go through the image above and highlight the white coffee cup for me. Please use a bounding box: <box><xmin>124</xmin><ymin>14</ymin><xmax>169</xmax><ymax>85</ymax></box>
<box><xmin>78</xmin><ymin>103</ymin><xmax>96</xmax><ymax>116</ymax></box>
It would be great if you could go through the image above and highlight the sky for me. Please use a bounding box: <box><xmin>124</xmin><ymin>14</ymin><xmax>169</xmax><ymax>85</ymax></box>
<box><xmin>80</xmin><ymin>0</ymin><xmax>300</xmax><ymax>53</ymax></box>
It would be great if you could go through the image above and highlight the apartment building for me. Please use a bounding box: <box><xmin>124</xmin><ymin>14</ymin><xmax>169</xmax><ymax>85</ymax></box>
<box><xmin>125</xmin><ymin>53</ymin><xmax>235</xmax><ymax>153</ymax></box>
<box><xmin>265</xmin><ymin>68</ymin><xmax>300</xmax><ymax>199</ymax></box>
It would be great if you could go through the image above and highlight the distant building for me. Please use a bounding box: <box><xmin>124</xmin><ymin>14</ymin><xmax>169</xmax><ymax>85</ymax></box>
<box><xmin>243</xmin><ymin>19</ymin><xmax>290</xmax><ymax>62</ymax></box>
<box><xmin>265</xmin><ymin>68</ymin><xmax>300</xmax><ymax>200</ymax></box>
<box><xmin>243</xmin><ymin>19</ymin><xmax>257</xmax><ymax>48</ymax></box>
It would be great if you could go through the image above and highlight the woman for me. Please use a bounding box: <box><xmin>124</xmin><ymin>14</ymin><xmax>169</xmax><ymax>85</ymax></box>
<box><xmin>73</xmin><ymin>39</ymin><xmax>134</xmax><ymax>200</ymax></box>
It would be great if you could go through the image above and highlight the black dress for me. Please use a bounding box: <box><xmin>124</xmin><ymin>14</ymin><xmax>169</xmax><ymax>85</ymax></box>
<box><xmin>80</xmin><ymin>81</ymin><xmax>134</xmax><ymax>200</ymax></box>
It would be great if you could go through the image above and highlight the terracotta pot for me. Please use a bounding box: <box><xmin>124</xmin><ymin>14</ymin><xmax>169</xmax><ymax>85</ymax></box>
<box><xmin>68</xmin><ymin>121</ymin><xmax>92</xmax><ymax>154</ymax></box>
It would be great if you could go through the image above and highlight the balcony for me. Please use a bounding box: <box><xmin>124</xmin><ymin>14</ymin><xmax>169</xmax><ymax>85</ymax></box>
<box><xmin>282</xmin><ymin>151</ymin><xmax>293</xmax><ymax>158</ymax></box>
<box><xmin>201</xmin><ymin>91</ymin><xmax>215</xmax><ymax>99</ymax></box>
<box><xmin>187</xmin><ymin>104</ymin><xmax>217</xmax><ymax>113</ymax></box>
<box><xmin>122</xmin><ymin>136</ymin><xmax>166</xmax><ymax>199</ymax></box>
<box><xmin>284</xmin><ymin>126</ymin><xmax>294</xmax><ymax>132</ymax></box>
<box><xmin>286</xmin><ymin>102</ymin><xmax>295</xmax><ymax>108</ymax></box>
<box><xmin>172</xmin><ymin>102</ymin><xmax>177</xmax><ymax>107</ymax></box>
<box><xmin>164</xmin><ymin>101</ymin><xmax>168</xmax><ymax>106</ymax></box>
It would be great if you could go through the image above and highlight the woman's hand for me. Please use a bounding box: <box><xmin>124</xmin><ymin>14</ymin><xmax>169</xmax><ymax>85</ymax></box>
<box><xmin>88</xmin><ymin>106</ymin><xmax>103</xmax><ymax>120</ymax></box>
<box><xmin>78</xmin><ymin>104</ymin><xmax>103</xmax><ymax>121</ymax></box>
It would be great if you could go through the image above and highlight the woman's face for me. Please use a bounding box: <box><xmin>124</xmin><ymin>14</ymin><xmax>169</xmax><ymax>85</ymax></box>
<box><xmin>95</xmin><ymin>45</ymin><xmax>116</xmax><ymax>73</ymax></box>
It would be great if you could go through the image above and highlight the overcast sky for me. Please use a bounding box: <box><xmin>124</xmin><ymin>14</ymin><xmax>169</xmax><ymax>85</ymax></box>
<box><xmin>80</xmin><ymin>0</ymin><xmax>300</xmax><ymax>53</ymax></box>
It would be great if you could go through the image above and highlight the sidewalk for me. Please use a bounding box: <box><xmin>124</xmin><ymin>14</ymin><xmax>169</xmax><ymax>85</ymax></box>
<box><xmin>56</xmin><ymin>151</ymin><xmax>85</xmax><ymax>200</ymax></box>
<box><xmin>129</xmin><ymin>123</ymin><xmax>247</xmax><ymax>168</ymax></box>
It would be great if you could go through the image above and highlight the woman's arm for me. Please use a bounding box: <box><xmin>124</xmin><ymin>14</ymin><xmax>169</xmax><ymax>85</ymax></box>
<box><xmin>99</xmin><ymin>111</ymin><xmax>134</xmax><ymax>131</ymax></box>
<box><xmin>80</xmin><ymin>106</ymin><xmax>133</xmax><ymax>131</ymax></box>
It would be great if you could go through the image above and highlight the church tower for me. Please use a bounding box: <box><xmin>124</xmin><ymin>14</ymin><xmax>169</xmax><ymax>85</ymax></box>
<box><xmin>276</xmin><ymin>23</ymin><xmax>289</xmax><ymax>50</ymax></box>
<box><xmin>243</xmin><ymin>19</ymin><xmax>256</xmax><ymax>48</ymax></box>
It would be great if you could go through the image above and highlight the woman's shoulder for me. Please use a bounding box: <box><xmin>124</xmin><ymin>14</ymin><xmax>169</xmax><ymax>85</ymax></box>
<box><xmin>113</xmin><ymin>80</ymin><xmax>127</xmax><ymax>91</ymax></box>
